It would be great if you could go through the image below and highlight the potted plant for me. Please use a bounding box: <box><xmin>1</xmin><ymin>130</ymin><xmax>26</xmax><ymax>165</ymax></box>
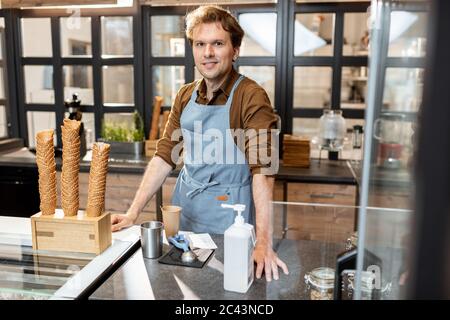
<box><xmin>100</xmin><ymin>111</ymin><xmax>145</xmax><ymax>156</ymax></box>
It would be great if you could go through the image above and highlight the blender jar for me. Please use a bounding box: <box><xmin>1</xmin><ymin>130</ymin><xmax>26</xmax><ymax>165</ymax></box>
<box><xmin>373</xmin><ymin>113</ymin><xmax>405</xmax><ymax>168</ymax></box>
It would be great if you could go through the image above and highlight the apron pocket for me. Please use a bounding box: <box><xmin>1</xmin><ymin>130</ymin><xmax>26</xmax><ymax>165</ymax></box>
<box><xmin>177</xmin><ymin>177</ymin><xmax>236</xmax><ymax>234</ymax></box>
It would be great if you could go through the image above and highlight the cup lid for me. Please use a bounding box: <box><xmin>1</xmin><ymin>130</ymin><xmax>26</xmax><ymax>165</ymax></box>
<box><xmin>305</xmin><ymin>267</ymin><xmax>335</xmax><ymax>289</ymax></box>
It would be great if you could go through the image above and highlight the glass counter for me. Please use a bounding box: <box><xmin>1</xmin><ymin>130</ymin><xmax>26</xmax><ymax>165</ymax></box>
<box><xmin>0</xmin><ymin>229</ymin><xmax>139</xmax><ymax>300</ymax></box>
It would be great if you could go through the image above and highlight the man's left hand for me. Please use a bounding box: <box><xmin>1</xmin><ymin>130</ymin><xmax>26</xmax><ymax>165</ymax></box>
<box><xmin>253</xmin><ymin>242</ymin><xmax>289</xmax><ymax>281</ymax></box>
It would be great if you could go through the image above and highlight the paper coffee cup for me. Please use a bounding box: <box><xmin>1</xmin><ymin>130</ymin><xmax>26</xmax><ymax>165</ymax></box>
<box><xmin>161</xmin><ymin>205</ymin><xmax>181</xmax><ymax>238</ymax></box>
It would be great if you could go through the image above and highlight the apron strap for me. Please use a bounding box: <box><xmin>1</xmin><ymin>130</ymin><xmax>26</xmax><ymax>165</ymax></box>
<box><xmin>226</xmin><ymin>75</ymin><xmax>245</xmax><ymax>107</ymax></box>
<box><xmin>181</xmin><ymin>168</ymin><xmax>250</xmax><ymax>199</ymax></box>
<box><xmin>186</xmin><ymin>180</ymin><xmax>220</xmax><ymax>199</ymax></box>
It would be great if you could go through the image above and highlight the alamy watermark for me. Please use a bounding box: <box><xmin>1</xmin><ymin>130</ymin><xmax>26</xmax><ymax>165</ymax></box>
<box><xmin>168</xmin><ymin>120</ymin><xmax>280</xmax><ymax>175</ymax></box>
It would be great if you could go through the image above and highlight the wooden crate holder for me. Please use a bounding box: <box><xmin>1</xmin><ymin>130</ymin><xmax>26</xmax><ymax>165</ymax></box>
<box><xmin>31</xmin><ymin>209</ymin><xmax>112</xmax><ymax>255</ymax></box>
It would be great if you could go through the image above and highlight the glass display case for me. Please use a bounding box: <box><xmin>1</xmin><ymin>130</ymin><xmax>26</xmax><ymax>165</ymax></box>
<box><xmin>354</xmin><ymin>0</ymin><xmax>430</xmax><ymax>299</ymax></box>
<box><xmin>270</xmin><ymin>201</ymin><xmax>410</xmax><ymax>300</ymax></box>
<box><xmin>0</xmin><ymin>227</ymin><xmax>139</xmax><ymax>300</ymax></box>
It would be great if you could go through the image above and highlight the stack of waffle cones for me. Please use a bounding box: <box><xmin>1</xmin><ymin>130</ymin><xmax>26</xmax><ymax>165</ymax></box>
<box><xmin>35</xmin><ymin>130</ymin><xmax>57</xmax><ymax>215</ymax></box>
<box><xmin>86</xmin><ymin>142</ymin><xmax>110</xmax><ymax>217</ymax></box>
<box><xmin>61</xmin><ymin>119</ymin><xmax>81</xmax><ymax>216</ymax></box>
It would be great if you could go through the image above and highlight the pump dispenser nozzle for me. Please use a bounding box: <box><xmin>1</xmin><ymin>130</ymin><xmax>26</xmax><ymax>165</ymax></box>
<box><xmin>221</xmin><ymin>203</ymin><xmax>246</xmax><ymax>225</ymax></box>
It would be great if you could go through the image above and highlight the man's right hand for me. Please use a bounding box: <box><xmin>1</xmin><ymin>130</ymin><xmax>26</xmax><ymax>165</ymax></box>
<box><xmin>111</xmin><ymin>213</ymin><xmax>135</xmax><ymax>232</ymax></box>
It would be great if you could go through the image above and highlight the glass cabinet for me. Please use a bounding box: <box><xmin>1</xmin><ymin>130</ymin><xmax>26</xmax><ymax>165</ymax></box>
<box><xmin>354</xmin><ymin>0</ymin><xmax>430</xmax><ymax>299</ymax></box>
<box><xmin>0</xmin><ymin>230</ymin><xmax>139</xmax><ymax>300</ymax></box>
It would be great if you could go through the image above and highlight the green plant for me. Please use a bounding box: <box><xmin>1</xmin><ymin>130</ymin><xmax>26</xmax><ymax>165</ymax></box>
<box><xmin>101</xmin><ymin>111</ymin><xmax>145</xmax><ymax>142</ymax></box>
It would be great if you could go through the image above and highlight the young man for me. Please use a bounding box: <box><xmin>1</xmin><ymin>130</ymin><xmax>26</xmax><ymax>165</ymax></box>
<box><xmin>112</xmin><ymin>5</ymin><xmax>288</xmax><ymax>281</ymax></box>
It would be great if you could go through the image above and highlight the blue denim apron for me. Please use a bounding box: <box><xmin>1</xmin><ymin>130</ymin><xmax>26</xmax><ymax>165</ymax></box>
<box><xmin>172</xmin><ymin>75</ymin><xmax>254</xmax><ymax>234</ymax></box>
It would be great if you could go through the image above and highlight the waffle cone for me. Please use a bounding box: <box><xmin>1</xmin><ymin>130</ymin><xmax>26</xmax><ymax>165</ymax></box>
<box><xmin>86</xmin><ymin>143</ymin><xmax>110</xmax><ymax>217</ymax></box>
<box><xmin>35</xmin><ymin>130</ymin><xmax>56</xmax><ymax>215</ymax></box>
<box><xmin>61</xmin><ymin>119</ymin><xmax>81</xmax><ymax>216</ymax></box>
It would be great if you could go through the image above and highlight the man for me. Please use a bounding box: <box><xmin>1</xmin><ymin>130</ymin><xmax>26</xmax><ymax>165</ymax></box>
<box><xmin>112</xmin><ymin>5</ymin><xmax>288</xmax><ymax>281</ymax></box>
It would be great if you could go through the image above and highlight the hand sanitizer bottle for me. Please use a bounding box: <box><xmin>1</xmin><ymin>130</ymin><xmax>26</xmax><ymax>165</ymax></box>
<box><xmin>222</xmin><ymin>203</ymin><xmax>256</xmax><ymax>293</ymax></box>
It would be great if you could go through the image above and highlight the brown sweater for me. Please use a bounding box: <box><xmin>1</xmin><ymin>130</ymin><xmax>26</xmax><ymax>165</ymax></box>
<box><xmin>154</xmin><ymin>68</ymin><xmax>279</xmax><ymax>175</ymax></box>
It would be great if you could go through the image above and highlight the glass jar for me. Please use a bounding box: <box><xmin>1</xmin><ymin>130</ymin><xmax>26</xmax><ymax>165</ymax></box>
<box><xmin>318</xmin><ymin>109</ymin><xmax>346</xmax><ymax>151</ymax></box>
<box><xmin>345</xmin><ymin>231</ymin><xmax>358</xmax><ymax>251</ymax></box>
<box><xmin>304</xmin><ymin>267</ymin><xmax>335</xmax><ymax>300</ymax></box>
<box><xmin>341</xmin><ymin>270</ymin><xmax>372</xmax><ymax>300</ymax></box>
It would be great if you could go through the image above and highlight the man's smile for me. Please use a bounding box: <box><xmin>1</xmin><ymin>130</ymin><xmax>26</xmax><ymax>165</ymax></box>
<box><xmin>202</xmin><ymin>61</ymin><xmax>219</xmax><ymax>69</ymax></box>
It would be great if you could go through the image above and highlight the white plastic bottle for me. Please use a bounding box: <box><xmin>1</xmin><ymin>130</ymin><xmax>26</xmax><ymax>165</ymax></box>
<box><xmin>222</xmin><ymin>203</ymin><xmax>256</xmax><ymax>293</ymax></box>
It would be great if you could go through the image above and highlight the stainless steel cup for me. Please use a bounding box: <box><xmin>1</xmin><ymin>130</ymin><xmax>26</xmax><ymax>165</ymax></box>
<box><xmin>140</xmin><ymin>221</ymin><xmax>163</xmax><ymax>259</ymax></box>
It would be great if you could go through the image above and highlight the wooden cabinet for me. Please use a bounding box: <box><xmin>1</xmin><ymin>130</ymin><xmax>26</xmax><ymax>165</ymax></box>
<box><xmin>273</xmin><ymin>182</ymin><xmax>357</xmax><ymax>243</ymax></box>
<box><xmin>368</xmin><ymin>185</ymin><xmax>411</xmax><ymax>210</ymax></box>
<box><xmin>55</xmin><ymin>171</ymin><xmax>357</xmax><ymax>243</ymax></box>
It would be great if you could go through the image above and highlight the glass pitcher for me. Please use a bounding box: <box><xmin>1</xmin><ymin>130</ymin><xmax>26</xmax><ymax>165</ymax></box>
<box><xmin>318</xmin><ymin>109</ymin><xmax>346</xmax><ymax>151</ymax></box>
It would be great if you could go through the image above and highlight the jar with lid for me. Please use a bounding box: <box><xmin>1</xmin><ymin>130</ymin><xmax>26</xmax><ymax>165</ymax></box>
<box><xmin>345</xmin><ymin>231</ymin><xmax>358</xmax><ymax>251</ymax></box>
<box><xmin>318</xmin><ymin>109</ymin><xmax>346</xmax><ymax>151</ymax></box>
<box><xmin>341</xmin><ymin>270</ymin><xmax>376</xmax><ymax>300</ymax></box>
<box><xmin>304</xmin><ymin>267</ymin><xmax>335</xmax><ymax>300</ymax></box>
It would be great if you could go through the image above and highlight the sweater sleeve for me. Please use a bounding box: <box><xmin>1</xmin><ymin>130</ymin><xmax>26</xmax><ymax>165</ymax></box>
<box><xmin>154</xmin><ymin>84</ymin><xmax>193</xmax><ymax>168</ymax></box>
<box><xmin>240</xmin><ymin>82</ymin><xmax>279</xmax><ymax>176</ymax></box>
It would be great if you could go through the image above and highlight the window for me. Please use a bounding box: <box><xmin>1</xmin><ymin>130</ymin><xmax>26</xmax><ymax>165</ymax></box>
<box><xmin>151</xmin><ymin>16</ymin><xmax>185</xmax><ymax>57</ymax></box>
<box><xmin>343</xmin><ymin>13</ymin><xmax>370</xmax><ymax>56</ymax></box>
<box><xmin>17</xmin><ymin>10</ymin><xmax>138</xmax><ymax>148</ymax></box>
<box><xmin>101</xmin><ymin>16</ymin><xmax>133</xmax><ymax>57</ymax></box>
<box><xmin>239</xmin><ymin>13</ymin><xmax>277</xmax><ymax>57</ymax></box>
<box><xmin>388</xmin><ymin>11</ymin><xmax>427</xmax><ymax>57</ymax></box>
<box><xmin>27</xmin><ymin>111</ymin><xmax>56</xmax><ymax>148</ymax></box>
<box><xmin>63</xmin><ymin>65</ymin><xmax>94</xmax><ymax>105</ymax></box>
<box><xmin>341</xmin><ymin>66</ymin><xmax>367</xmax><ymax>109</ymax></box>
<box><xmin>293</xmin><ymin>66</ymin><xmax>332</xmax><ymax>109</ymax></box>
<box><xmin>152</xmin><ymin>66</ymin><xmax>185</xmax><ymax>107</ymax></box>
<box><xmin>291</xmin><ymin>2</ymin><xmax>369</xmax><ymax>138</ymax></box>
<box><xmin>21</xmin><ymin>18</ymin><xmax>52</xmax><ymax>57</ymax></box>
<box><xmin>103</xmin><ymin>65</ymin><xmax>134</xmax><ymax>106</ymax></box>
<box><xmin>383</xmin><ymin>68</ymin><xmax>424</xmax><ymax>113</ymax></box>
<box><xmin>60</xmin><ymin>17</ymin><xmax>92</xmax><ymax>57</ymax></box>
<box><xmin>24</xmin><ymin>65</ymin><xmax>54</xmax><ymax>104</ymax></box>
<box><xmin>295</xmin><ymin>13</ymin><xmax>334</xmax><ymax>56</ymax></box>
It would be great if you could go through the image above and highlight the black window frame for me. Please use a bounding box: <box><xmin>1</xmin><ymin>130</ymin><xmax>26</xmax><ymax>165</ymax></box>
<box><xmin>2</xmin><ymin>1</ymin><xmax>377</xmax><ymax>149</ymax></box>
<box><xmin>14</xmin><ymin>4</ymin><xmax>144</xmax><ymax>148</ymax></box>
<box><xmin>0</xmin><ymin>10</ymin><xmax>18</xmax><ymax>139</ymax></box>
<box><xmin>143</xmin><ymin>5</ymin><xmax>195</xmax><ymax>134</ymax></box>
<box><xmin>288</xmin><ymin>1</ymin><xmax>370</xmax><ymax>136</ymax></box>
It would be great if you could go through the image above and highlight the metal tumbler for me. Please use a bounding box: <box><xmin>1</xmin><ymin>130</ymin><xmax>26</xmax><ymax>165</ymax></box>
<box><xmin>140</xmin><ymin>221</ymin><xmax>163</xmax><ymax>259</ymax></box>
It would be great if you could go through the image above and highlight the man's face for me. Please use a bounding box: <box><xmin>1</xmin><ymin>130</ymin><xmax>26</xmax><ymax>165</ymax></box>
<box><xmin>192</xmin><ymin>22</ymin><xmax>239</xmax><ymax>84</ymax></box>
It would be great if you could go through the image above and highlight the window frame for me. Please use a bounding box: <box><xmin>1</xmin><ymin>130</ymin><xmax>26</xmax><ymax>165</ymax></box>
<box><xmin>14</xmin><ymin>6</ymin><xmax>143</xmax><ymax>147</ymax></box>
<box><xmin>288</xmin><ymin>1</ymin><xmax>370</xmax><ymax>135</ymax></box>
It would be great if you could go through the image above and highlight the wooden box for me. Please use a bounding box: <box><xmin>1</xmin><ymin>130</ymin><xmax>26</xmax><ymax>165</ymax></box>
<box><xmin>283</xmin><ymin>134</ymin><xmax>311</xmax><ymax>168</ymax></box>
<box><xmin>145</xmin><ymin>139</ymin><xmax>158</xmax><ymax>157</ymax></box>
<box><xmin>31</xmin><ymin>209</ymin><xmax>112</xmax><ymax>255</ymax></box>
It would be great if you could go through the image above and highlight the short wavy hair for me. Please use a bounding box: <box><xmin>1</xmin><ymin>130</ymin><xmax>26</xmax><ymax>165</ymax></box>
<box><xmin>185</xmin><ymin>5</ymin><xmax>244</xmax><ymax>48</ymax></box>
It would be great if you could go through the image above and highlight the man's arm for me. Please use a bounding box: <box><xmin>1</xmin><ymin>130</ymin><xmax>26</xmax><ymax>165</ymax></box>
<box><xmin>111</xmin><ymin>156</ymin><xmax>172</xmax><ymax>231</ymax></box>
<box><xmin>252</xmin><ymin>174</ymin><xmax>289</xmax><ymax>281</ymax></box>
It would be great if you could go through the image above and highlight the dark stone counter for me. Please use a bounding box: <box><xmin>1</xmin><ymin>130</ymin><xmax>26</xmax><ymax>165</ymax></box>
<box><xmin>90</xmin><ymin>235</ymin><xmax>345</xmax><ymax>300</ymax></box>
<box><xmin>0</xmin><ymin>147</ymin><xmax>358</xmax><ymax>185</ymax></box>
